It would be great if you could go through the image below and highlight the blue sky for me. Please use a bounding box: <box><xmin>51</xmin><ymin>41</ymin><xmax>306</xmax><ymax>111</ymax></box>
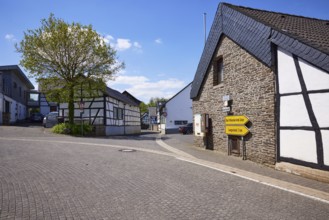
<box><xmin>1</xmin><ymin>0</ymin><xmax>329</xmax><ymax>103</ymax></box>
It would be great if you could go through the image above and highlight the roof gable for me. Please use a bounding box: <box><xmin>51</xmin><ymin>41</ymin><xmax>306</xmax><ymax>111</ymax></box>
<box><xmin>166</xmin><ymin>82</ymin><xmax>192</xmax><ymax>105</ymax></box>
<box><xmin>122</xmin><ymin>90</ymin><xmax>142</xmax><ymax>106</ymax></box>
<box><xmin>191</xmin><ymin>3</ymin><xmax>329</xmax><ymax>99</ymax></box>
<box><xmin>105</xmin><ymin>87</ymin><xmax>139</xmax><ymax>106</ymax></box>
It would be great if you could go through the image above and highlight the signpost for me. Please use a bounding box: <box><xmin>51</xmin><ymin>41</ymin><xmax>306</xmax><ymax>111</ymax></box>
<box><xmin>225</xmin><ymin>115</ymin><xmax>249</xmax><ymax>125</ymax></box>
<box><xmin>225</xmin><ymin>115</ymin><xmax>250</xmax><ymax>160</ymax></box>
<box><xmin>225</xmin><ymin>125</ymin><xmax>249</xmax><ymax>136</ymax></box>
<box><xmin>224</xmin><ymin>115</ymin><xmax>249</xmax><ymax>136</ymax></box>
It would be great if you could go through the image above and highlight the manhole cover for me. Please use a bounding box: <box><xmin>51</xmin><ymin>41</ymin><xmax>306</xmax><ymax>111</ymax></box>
<box><xmin>119</xmin><ymin>149</ymin><xmax>136</xmax><ymax>152</ymax></box>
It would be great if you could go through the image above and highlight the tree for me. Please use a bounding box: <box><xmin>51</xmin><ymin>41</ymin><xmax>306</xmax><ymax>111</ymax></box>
<box><xmin>16</xmin><ymin>14</ymin><xmax>123</xmax><ymax>124</ymax></box>
<box><xmin>148</xmin><ymin>97</ymin><xmax>167</xmax><ymax>107</ymax></box>
<box><xmin>139</xmin><ymin>102</ymin><xmax>148</xmax><ymax>114</ymax></box>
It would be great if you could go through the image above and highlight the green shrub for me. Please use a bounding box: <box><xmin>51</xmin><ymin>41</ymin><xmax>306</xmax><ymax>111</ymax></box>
<box><xmin>52</xmin><ymin>123</ymin><xmax>93</xmax><ymax>136</ymax></box>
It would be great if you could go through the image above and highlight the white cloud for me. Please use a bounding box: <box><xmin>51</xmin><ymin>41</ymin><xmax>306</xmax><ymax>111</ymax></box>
<box><xmin>101</xmin><ymin>34</ymin><xmax>142</xmax><ymax>52</ymax></box>
<box><xmin>107</xmin><ymin>75</ymin><xmax>185</xmax><ymax>103</ymax></box>
<box><xmin>5</xmin><ymin>34</ymin><xmax>17</xmax><ymax>42</ymax></box>
<box><xmin>155</xmin><ymin>38</ymin><xmax>163</xmax><ymax>44</ymax></box>
<box><xmin>116</xmin><ymin>38</ymin><xmax>132</xmax><ymax>51</ymax></box>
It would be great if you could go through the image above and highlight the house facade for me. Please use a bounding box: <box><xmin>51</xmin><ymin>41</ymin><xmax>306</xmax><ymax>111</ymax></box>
<box><xmin>0</xmin><ymin>65</ymin><xmax>34</xmax><ymax>124</ymax></box>
<box><xmin>191</xmin><ymin>3</ymin><xmax>329</xmax><ymax>174</ymax></box>
<box><xmin>159</xmin><ymin>83</ymin><xmax>193</xmax><ymax>134</ymax></box>
<box><xmin>58</xmin><ymin>87</ymin><xmax>141</xmax><ymax>136</ymax></box>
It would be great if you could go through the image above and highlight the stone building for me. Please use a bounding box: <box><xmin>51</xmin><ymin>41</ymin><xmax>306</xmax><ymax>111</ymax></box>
<box><xmin>191</xmin><ymin>3</ymin><xmax>329</xmax><ymax>176</ymax></box>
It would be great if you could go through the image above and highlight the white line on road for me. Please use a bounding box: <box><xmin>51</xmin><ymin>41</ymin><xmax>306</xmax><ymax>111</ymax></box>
<box><xmin>176</xmin><ymin>157</ymin><xmax>329</xmax><ymax>205</ymax></box>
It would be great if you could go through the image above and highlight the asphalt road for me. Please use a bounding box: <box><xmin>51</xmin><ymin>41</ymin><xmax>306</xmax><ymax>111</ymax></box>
<box><xmin>0</xmin><ymin>124</ymin><xmax>328</xmax><ymax>219</ymax></box>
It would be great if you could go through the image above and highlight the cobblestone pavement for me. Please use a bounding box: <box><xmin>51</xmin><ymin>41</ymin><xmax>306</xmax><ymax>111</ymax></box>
<box><xmin>161</xmin><ymin>133</ymin><xmax>329</xmax><ymax>193</ymax></box>
<box><xmin>0</xmin><ymin>125</ymin><xmax>329</xmax><ymax>219</ymax></box>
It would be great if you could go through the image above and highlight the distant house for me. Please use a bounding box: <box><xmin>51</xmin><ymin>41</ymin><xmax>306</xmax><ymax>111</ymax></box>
<box><xmin>191</xmin><ymin>3</ymin><xmax>329</xmax><ymax>175</ymax></box>
<box><xmin>159</xmin><ymin>83</ymin><xmax>192</xmax><ymax>134</ymax></box>
<box><xmin>58</xmin><ymin>87</ymin><xmax>141</xmax><ymax>136</ymax></box>
<box><xmin>0</xmin><ymin>65</ymin><xmax>34</xmax><ymax>124</ymax></box>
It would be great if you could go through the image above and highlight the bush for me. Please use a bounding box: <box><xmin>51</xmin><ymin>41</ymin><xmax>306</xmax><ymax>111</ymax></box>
<box><xmin>52</xmin><ymin>123</ymin><xmax>93</xmax><ymax>136</ymax></box>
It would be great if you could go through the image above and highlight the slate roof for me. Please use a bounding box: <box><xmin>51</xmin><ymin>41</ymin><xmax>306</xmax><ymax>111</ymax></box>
<box><xmin>105</xmin><ymin>87</ymin><xmax>139</xmax><ymax>106</ymax></box>
<box><xmin>191</xmin><ymin>3</ymin><xmax>329</xmax><ymax>99</ymax></box>
<box><xmin>122</xmin><ymin>90</ymin><xmax>142</xmax><ymax>106</ymax></box>
<box><xmin>0</xmin><ymin>65</ymin><xmax>34</xmax><ymax>89</ymax></box>
<box><xmin>231</xmin><ymin>5</ymin><xmax>329</xmax><ymax>55</ymax></box>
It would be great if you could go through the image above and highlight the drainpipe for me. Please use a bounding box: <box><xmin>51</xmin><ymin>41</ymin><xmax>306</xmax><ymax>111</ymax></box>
<box><xmin>124</xmin><ymin>104</ymin><xmax>126</xmax><ymax>135</ymax></box>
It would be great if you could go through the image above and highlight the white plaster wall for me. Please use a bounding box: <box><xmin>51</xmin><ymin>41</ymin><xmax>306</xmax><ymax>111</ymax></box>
<box><xmin>310</xmin><ymin>93</ymin><xmax>329</xmax><ymax>128</ymax></box>
<box><xmin>277</xmin><ymin>48</ymin><xmax>301</xmax><ymax>94</ymax></box>
<box><xmin>321</xmin><ymin>130</ymin><xmax>329</xmax><ymax>166</ymax></box>
<box><xmin>165</xmin><ymin>84</ymin><xmax>192</xmax><ymax>129</ymax></box>
<box><xmin>299</xmin><ymin>58</ymin><xmax>329</xmax><ymax>91</ymax></box>
<box><xmin>280</xmin><ymin>95</ymin><xmax>311</xmax><ymax>126</ymax></box>
<box><xmin>280</xmin><ymin>130</ymin><xmax>317</xmax><ymax>163</ymax></box>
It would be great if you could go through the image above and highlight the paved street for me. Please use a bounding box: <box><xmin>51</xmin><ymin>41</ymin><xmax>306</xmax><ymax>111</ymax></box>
<box><xmin>0</xmin><ymin>125</ymin><xmax>329</xmax><ymax>219</ymax></box>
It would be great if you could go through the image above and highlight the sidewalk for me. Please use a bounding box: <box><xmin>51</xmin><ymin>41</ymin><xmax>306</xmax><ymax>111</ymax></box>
<box><xmin>159</xmin><ymin>133</ymin><xmax>329</xmax><ymax>201</ymax></box>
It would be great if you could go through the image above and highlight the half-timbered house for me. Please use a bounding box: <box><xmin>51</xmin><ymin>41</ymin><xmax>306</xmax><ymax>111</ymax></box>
<box><xmin>58</xmin><ymin>87</ymin><xmax>141</xmax><ymax>136</ymax></box>
<box><xmin>191</xmin><ymin>3</ymin><xmax>329</xmax><ymax>180</ymax></box>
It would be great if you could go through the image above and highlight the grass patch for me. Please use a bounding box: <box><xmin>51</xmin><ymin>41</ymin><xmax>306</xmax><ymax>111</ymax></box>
<box><xmin>52</xmin><ymin>123</ymin><xmax>93</xmax><ymax>136</ymax></box>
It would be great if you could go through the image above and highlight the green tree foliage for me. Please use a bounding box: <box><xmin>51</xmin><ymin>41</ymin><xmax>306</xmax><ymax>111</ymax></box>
<box><xmin>16</xmin><ymin>14</ymin><xmax>123</xmax><ymax>124</ymax></box>
<box><xmin>148</xmin><ymin>97</ymin><xmax>167</xmax><ymax>107</ymax></box>
<box><xmin>139</xmin><ymin>102</ymin><xmax>148</xmax><ymax>114</ymax></box>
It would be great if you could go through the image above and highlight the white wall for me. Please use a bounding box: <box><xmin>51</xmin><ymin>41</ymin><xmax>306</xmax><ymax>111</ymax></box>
<box><xmin>280</xmin><ymin>95</ymin><xmax>311</xmax><ymax>126</ymax></box>
<box><xmin>321</xmin><ymin>130</ymin><xmax>329</xmax><ymax>166</ymax></box>
<box><xmin>299</xmin><ymin>59</ymin><xmax>329</xmax><ymax>91</ymax></box>
<box><xmin>309</xmin><ymin>93</ymin><xmax>329</xmax><ymax>128</ymax></box>
<box><xmin>277</xmin><ymin>49</ymin><xmax>301</xmax><ymax>94</ymax></box>
<box><xmin>280</xmin><ymin>130</ymin><xmax>317</xmax><ymax>163</ymax></box>
<box><xmin>277</xmin><ymin>47</ymin><xmax>329</xmax><ymax>167</ymax></box>
<box><xmin>164</xmin><ymin>84</ymin><xmax>192</xmax><ymax>130</ymax></box>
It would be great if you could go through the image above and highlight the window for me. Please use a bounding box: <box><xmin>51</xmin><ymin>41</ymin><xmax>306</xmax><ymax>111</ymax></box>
<box><xmin>174</xmin><ymin>120</ymin><xmax>188</xmax><ymax>125</ymax></box>
<box><xmin>113</xmin><ymin>107</ymin><xmax>124</xmax><ymax>120</ymax></box>
<box><xmin>113</xmin><ymin>107</ymin><xmax>118</xmax><ymax>119</ymax></box>
<box><xmin>213</xmin><ymin>58</ymin><xmax>224</xmax><ymax>85</ymax></box>
<box><xmin>118</xmin><ymin>108</ymin><xmax>123</xmax><ymax>120</ymax></box>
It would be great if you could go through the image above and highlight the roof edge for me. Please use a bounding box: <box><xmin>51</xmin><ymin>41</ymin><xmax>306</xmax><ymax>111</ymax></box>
<box><xmin>0</xmin><ymin>65</ymin><xmax>34</xmax><ymax>89</ymax></box>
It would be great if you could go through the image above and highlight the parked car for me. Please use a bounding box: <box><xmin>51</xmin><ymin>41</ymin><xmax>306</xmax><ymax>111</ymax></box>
<box><xmin>43</xmin><ymin>112</ymin><xmax>59</xmax><ymax>128</ymax></box>
<box><xmin>178</xmin><ymin>123</ymin><xmax>193</xmax><ymax>134</ymax></box>
<box><xmin>30</xmin><ymin>112</ymin><xmax>44</xmax><ymax>122</ymax></box>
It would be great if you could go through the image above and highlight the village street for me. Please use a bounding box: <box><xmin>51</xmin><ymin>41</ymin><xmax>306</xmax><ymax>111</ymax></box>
<box><xmin>0</xmin><ymin>125</ymin><xmax>329</xmax><ymax>219</ymax></box>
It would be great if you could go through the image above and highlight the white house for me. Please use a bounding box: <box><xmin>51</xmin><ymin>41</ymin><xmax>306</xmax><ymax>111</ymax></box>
<box><xmin>0</xmin><ymin>65</ymin><xmax>34</xmax><ymax>125</ymax></box>
<box><xmin>159</xmin><ymin>83</ymin><xmax>192</xmax><ymax>134</ymax></box>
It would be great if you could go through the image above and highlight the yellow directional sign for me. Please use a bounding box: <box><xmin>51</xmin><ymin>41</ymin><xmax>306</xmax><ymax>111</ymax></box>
<box><xmin>225</xmin><ymin>115</ymin><xmax>249</xmax><ymax>125</ymax></box>
<box><xmin>225</xmin><ymin>125</ymin><xmax>249</xmax><ymax>136</ymax></box>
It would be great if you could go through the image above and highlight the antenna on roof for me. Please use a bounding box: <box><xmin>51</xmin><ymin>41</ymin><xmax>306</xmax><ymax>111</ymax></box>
<box><xmin>203</xmin><ymin>13</ymin><xmax>207</xmax><ymax>46</ymax></box>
